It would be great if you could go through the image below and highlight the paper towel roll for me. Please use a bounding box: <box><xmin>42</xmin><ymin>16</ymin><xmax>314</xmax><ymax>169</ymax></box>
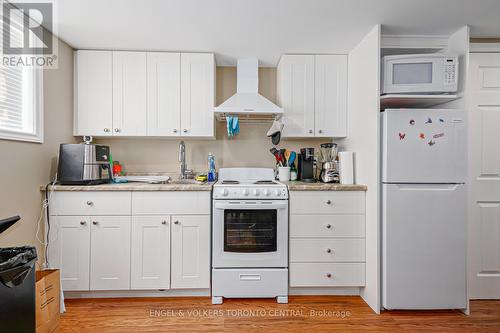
<box><xmin>338</xmin><ymin>151</ymin><xmax>354</xmax><ymax>185</ymax></box>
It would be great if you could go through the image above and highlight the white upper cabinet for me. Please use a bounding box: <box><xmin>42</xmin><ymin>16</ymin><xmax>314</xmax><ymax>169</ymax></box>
<box><xmin>314</xmin><ymin>55</ymin><xmax>348</xmax><ymax>137</ymax></box>
<box><xmin>277</xmin><ymin>54</ymin><xmax>348</xmax><ymax>138</ymax></box>
<box><xmin>74</xmin><ymin>50</ymin><xmax>113</xmax><ymax>136</ymax></box>
<box><xmin>147</xmin><ymin>52</ymin><xmax>181</xmax><ymax>136</ymax></box>
<box><xmin>277</xmin><ymin>55</ymin><xmax>315</xmax><ymax>137</ymax></box>
<box><xmin>180</xmin><ymin>53</ymin><xmax>215</xmax><ymax>137</ymax></box>
<box><xmin>112</xmin><ymin>51</ymin><xmax>148</xmax><ymax>136</ymax></box>
<box><xmin>74</xmin><ymin>51</ymin><xmax>214</xmax><ymax>137</ymax></box>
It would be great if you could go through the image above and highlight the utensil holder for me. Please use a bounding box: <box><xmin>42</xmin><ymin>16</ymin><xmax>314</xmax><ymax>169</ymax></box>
<box><xmin>278</xmin><ymin>167</ymin><xmax>291</xmax><ymax>181</ymax></box>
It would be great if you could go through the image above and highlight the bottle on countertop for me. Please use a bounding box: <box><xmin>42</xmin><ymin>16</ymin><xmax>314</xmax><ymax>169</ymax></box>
<box><xmin>208</xmin><ymin>152</ymin><xmax>217</xmax><ymax>182</ymax></box>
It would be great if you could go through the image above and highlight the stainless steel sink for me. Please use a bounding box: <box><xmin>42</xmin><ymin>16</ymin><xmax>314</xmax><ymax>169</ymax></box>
<box><xmin>168</xmin><ymin>179</ymin><xmax>202</xmax><ymax>185</ymax></box>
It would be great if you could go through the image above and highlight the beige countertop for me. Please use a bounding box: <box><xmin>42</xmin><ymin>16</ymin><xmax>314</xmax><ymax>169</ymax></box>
<box><xmin>40</xmin><ymin>181</ymin><xmax>367</xmax><ymax>192</ymax></box>
<box><xmin>40</xmin><ymin>182</ymin><xmax>214</xmax><ymax>191</ymax></box>
<box><xmin>283</xmin><ymin>181</ymin><xmax>367</xmax><ymax>191</ymax></box>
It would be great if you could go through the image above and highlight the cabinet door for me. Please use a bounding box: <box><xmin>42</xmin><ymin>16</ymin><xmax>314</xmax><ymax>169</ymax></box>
<box><xmin>147</xmin><ymin>52</ymin><xmax>181</xmax><ymax>136</ymax></box>
<box><xmin>278</xmin><ymin>55</ymin><xmax>315</xmax><ymax>137</ymax></box>
<box><xmin>90</xmin><ymin>216</ymin><xmax>131</xmax><ymax>290</ymax></box>
<box><xmin>49</xmin><ymin>216</ymin><xmax>91</xmax><ymax>291</ymax></box>
<box><xmin>112</xmin><ymin>51</ymin><xmax>147</xmax><ymax>136</ymax></box>
<box><xmin>180</xmin><ymin>53</ymin><xmax>215</xmax><ymax>137</ymax></box>
<box><xmin>131</xmin><ymin>216</ymin><xmax>171</xmax><ymax>289</ymax></box>
<box><xmin>171</xmin><ymin>215</ymin><xmax>210</xmax><ymax>289</ymax></box>
<box><xmin>74</xmin><ymin>50</ymin><xmax>113</xmax><ymax>136</ymax></box>
<box><xmin>314</xmin><ymin>55</ymin><xmax>347</xmax><ymax>137</ymax></box>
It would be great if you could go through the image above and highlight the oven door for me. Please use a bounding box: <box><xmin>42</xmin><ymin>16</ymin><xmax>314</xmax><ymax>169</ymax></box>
<box><xmin>212</xmin><ymin>200</ymin><xmax>288</xmax><ymax>268</ymax></box>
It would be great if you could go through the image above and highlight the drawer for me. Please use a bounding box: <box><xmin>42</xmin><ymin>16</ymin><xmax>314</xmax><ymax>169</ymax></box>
<box><xmin>290</xmin><ymin>214</ymin><xmax>365</xmax><ymax>238</ymax></box>
<box><xmin>290</xmin><ymin>263</ymin><xmax>365</xmax><ymax>287</ymax></box>
<box><xmin>51</xmin><ymin>192</ymin><xmax>131</xmax><ymax>216</ymax></box>
<box><xmin>132</xmin><ymin>191</ymin><xmax>210</xmax><ymax>215</ymax></box>
<box><xmin>290</xmin><ymin>191</ymin><xmax>365</xmax><ymax>214</ymax></box>
<box><xmin>290</xmin><ymin>239</ymin><xmax>365</xmax><ymax>262</ymax></box>
<box><xmin>212</xmin><ymin>268</ymin><xmax>288</xmax><ymax>298</ymax></box>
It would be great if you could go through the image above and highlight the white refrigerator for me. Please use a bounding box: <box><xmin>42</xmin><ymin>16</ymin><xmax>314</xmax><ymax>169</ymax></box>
<box><xmin>382</xmin><ymin>108</ymin><xmax>467</xmax><ymax>310</ymax></box>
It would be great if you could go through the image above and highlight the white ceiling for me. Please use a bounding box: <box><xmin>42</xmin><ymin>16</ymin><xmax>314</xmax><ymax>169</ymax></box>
<box><xmin>52</xmin><ymin>0</ymin><xmax>500</xmax><ymax>67</ymax></box>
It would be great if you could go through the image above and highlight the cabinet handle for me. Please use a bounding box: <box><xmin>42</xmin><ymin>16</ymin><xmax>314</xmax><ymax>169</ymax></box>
<box><xmin>326</xmin><ymin>248</ymin><xmax>332</xmax><ymax>254</ymax></box>
<box><xmin>173</xmin><ymin>129</ymin><xmax>178</xmax><ymax>133</ymax></box>
<box><xmin>162</xmin><ymin>220</ymin><xmax>167</xmax><ymax>225</ymax></box>
<box><xmin>318</xmin><ymin>129</ymin><xmax>323</xmax><ymax>134</ymax></box>
<box><xmin>174</xmin><ymin>221</ymin><xmax>180</xmax><ymax>225</ymax></box>
<box><xmin>114</xmin><ymin>128</ymin><xmax>121</xmax><ymax>133</ymax></box>
<box><xmin>86</xmin><ymin>201</ymin><xmax>93</xmax><ymax>206</ymax></box>
<box><xmin>80</xmin><ymin>221</ymin><xmax>86</xmax><ymax>226</ymax></box>
<box><xmin>308</xmin><ymin>129</ymin><xmax>313</xmax><ymax>134</ymax></box>
<box><xmin>326</xmin><ymin>273</ymin><xmax>332</xmax><ymax>278</ymax></box>
<box><xmin>92</xmin><ymin>221</ymin><xmax>98</xmax><ymax>225</ymax></box>
<box><xmin>183</xmin><ymin>129</ymin><xmax>188</xmax><ymax>133</ymax></box>
<box><xmin>104</xmin><ymin>128</ymin><xmax>110</xmax><ymax>133</ymax></box>
<box><xmin>326</xmin><ymin>200</ymin><xmax>332</xmax><ymax>205</ymax></box>
<box><xmin>326</xmin><ymin>224</ymin><xmax>332</xmax><ymax>229</ymax></box>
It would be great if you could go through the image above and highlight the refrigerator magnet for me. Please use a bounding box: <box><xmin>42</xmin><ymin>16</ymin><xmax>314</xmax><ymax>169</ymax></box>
<box><xmin>409</xmin><ymin>119</ymin><xmax>415</xmax><ymax>126</ymax></box>
<box><xmin>428</xmin><ymin>140</ymin><xmax>436</xmax><ymax>146</ymax></box>
<box><xmin>419</xmin><ymin>133</ymin><xmax>425</xmax><ymax>139</ymax></box>
<box><xmin>433</xmin><ymin>133</ymin><xmax>444</xmax><ymax>139</ymax></box>
<box><xmin>399</xmin><ymin>132</ymin><xmax>406</xmax><ymax>140</ymax></box>
<box><xmin>425</xmin><ymin>117</ymin><xmax>433</xmax><ymax>124</ymax></box>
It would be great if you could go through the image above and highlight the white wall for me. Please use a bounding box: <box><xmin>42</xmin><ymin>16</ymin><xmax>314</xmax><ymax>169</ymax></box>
<box><xmin>0</xmin><ymin>38</ymin><xmax>75</xmax><ymax>262</ymax></box>
<box><xmin>342</xmin><ymin>25</ymin><xmax>381</xmax><ymax>313</ymax></box>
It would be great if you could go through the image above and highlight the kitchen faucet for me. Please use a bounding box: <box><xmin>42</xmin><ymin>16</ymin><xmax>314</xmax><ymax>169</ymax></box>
<box><xmin>179</xmin><ymin>140</ymin><xmax>187</xmax><ymax>179</ymax></box>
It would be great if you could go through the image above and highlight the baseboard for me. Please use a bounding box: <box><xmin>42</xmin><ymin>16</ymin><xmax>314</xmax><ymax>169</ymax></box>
<box><xmin>64</xmin><ymin>289</ymin><xmax>210</xmax><ymax>299</ymax></box>
<box><xmin>289</xmin><ymin>287</ymin><xmax>361</xmax><ymax>296</ymax></box>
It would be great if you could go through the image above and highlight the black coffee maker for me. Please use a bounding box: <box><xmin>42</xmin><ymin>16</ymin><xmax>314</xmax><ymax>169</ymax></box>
<box><xmin>298</xmin><ymin>148</ymin><xmax>315</xmax><ymax>182</ymax></box>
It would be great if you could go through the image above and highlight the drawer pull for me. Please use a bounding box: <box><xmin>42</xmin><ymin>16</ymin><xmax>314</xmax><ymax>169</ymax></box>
<box><xmin>80</xmin><ymin>221</ymin><xmax>86</xmax><ymax>226</ymax></box>
<box><xmin>326</xmin><ymin>273</ymin><xmax>332</xmax><ymax>278</ymax></box>
<box><xmin>92</xmin><ymin>221</ymin><xmax>98</xmax><ymax>225</ymax></box>
<box><xmin>326</xmin><ymin>200</ymin><xmax>332</xmax><ymax>205</ymax></box>
<box><xmin>239</xmin><ymin>274</ymin><xmax>261</xmax><ymax>281</ymax></box>
<box><xmin>326</xmin><ymin>224</ymin><xmax>332</xmax><ymax>229</ymax></box>
<box><xmin>162</xmin><ymin>220</ymin><xmax>167</xmax><ymax>225</ymax></box>
<box><xmin>86</xmin><ymin>201</ymin><xmax>93</xmax><ymax>206</ymax></box>
<box><xmin>174</xmin><ymin>221</ymin><xmax>180</xmax><ymax>225</ymax></box>
<box><xmin>326</xmin><ymin>248</ymin><xmax>332</xmax><ymax>254</ymax></box>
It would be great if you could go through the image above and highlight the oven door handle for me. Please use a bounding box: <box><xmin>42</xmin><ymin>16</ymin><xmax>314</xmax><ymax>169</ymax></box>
<box><xmin>213</xmin><ymin>201</ymin><xmax>288</xmax><ymax>210</ymax></box>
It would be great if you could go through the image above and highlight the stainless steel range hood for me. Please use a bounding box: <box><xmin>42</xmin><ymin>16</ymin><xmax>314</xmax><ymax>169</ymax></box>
<box><xmin>214</xmin><ymin>59</ymin><xmax>283</xmax><ymax>121</ymax></box>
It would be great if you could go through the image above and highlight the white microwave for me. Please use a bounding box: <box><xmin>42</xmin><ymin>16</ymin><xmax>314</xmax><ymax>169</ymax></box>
<box><xmin>382</xmin><ymin>54</ymin><xmax>458</xmax><ymax>94</ymax></box>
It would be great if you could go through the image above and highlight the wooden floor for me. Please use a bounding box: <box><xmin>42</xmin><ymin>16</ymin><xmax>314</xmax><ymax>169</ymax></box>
<box><xmin>60</xmin><ymin>296</ymin><xmax>500</xmax><ymax>332</ymax></box>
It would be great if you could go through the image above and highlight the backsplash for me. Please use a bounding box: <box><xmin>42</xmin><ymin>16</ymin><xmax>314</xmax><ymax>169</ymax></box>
<box><xmin>95</xmin><ymin>122</ymin><xmax>328</xmax><ymax>175</ymax></box>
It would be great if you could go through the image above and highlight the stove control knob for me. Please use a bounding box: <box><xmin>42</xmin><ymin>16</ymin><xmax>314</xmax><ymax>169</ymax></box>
<box><xmin>274</xmin><ymin>189</ymin><xmax>281</xmax><ymax>196</ymax></box>
<box><xmin>263</xmin><ymin>189</ymin><xmax>270</xmax><ymax>196</ymax></box>
<box><xmin>243</xmin><ymin>189</ymin><xmax>250</xmax><ymax>196</ymax></box>
<box><xmin>221</xmin><ymin>189</ymin><xmax>229</xmax><ymax>196</ymax></box>
<box><xmin>253</xmin><ymin>189</ymin><xmax>260</xmax><ymax>196</ymax></box>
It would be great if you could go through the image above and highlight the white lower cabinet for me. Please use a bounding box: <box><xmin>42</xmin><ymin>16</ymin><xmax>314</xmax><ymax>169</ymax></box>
<box><xmin>131</xmin><ymin>216</ymin><xmax>171</xmax><ymax>290</ymax></box>
<box><xmin>50</xmin><ymin>216</ymin><xmax>91</xmax><ymax>291</ymax></box>
<box><xmin>289</xmin><ymin>191</ymin><xmax>366</xmax><ymax>289</ymax></box>
<box><xmin>49</xmin><ymin>191</ymin><xmax>210</xmax><ymax>293</ymax></box>
<box><xmin>171</xmin><ymin>215</ymin><xmax>211</xmax><ymax>289</ymax></box>
<box><xmin>90</xmin><ymin>216</ymin><xmax>131</xmax><ymax>290</ymax></box>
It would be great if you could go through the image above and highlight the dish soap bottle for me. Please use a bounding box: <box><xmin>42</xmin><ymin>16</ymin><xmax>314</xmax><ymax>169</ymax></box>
<box><xmin>208</xmin><ymin>152</ymin><xmax>217</xmax><ymax>182</ymax></box>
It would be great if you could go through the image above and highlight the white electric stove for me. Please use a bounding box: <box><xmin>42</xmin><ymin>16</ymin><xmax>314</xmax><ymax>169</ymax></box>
<box><xmin>211</xmin><ymin>168</ymin><xmax>289</xmax><ymax>304</ymax></box>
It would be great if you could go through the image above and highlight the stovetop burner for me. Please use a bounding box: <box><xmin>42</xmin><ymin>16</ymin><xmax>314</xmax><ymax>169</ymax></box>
<box><xmin>253</xmin><ymin>180</ymin><xmax>277</xmax><ymax>185</ymax></box>
<box><xmin>221</xmin><ymin>180</ymin><xmax>240</xmax><ymax>184</ymax></box>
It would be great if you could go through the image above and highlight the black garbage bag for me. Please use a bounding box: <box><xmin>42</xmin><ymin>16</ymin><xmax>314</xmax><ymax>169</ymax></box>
<box><xmin>0</xmin><ymin>246</ymin><xmax>37</xmax><ymax>288</ymax></box>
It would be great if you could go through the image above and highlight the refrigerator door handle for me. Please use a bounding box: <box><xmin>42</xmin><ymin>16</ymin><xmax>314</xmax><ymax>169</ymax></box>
<box><xmin>396</xmin><ymin>184</ymin><xmax>461</xmax><ymax>191</ymax></box>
